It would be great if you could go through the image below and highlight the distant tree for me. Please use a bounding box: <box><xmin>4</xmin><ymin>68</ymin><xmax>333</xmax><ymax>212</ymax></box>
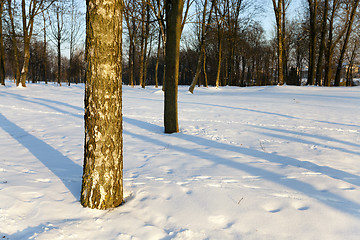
<box><xmin>272</xmin><ymin>0</ymin><xmax>285</xmax><ymax>85</ymax></box>
<box><xmin>48</xmin><ymin>0</ymin><xmax>68</xmax><ymax>86</ymax></box>
<box><xmin>81</xmin><ymin>0</ymin><xmax>124</xmax><ymax>209</ymax></box>
<box><xmin>189</xmin><ymin>0</ymin><xmax>214</xmax><ymax>93</ymax></box>
<box><xmin>315</xmin><ymin>0</ymin><xmax>328</xmax><ymax>86</ymax></box>
<box><xmin>19</xmin><ymin>0</ymin><xmax>54</xmax><ymax>87</ymax></box>
<box><xmin>334</xmin><ymin>0</ymin><xmax>360</xmax><ymax>86</ymax></box>
<box><xmin>164</xmin><ymin>0</ymin><xmax>184</xmax><ymax>133</ymax></box>
<box><xmin>0</xmin><ymin>0</ymin><xmax>5</xmax><ymax>86</ymax></box>
<box><xmin>68</xmin><ymin>0</ymin><xmax>84</xmax><ymax>86</ymax></box>
<box><xmin>306</xmin><ymin>0</ymin><xmax>318</xmax><ymax>86</ymax></box>
<box><xmin>6</xmin><ymin>0</ymin><xmax>21</xmax><ymax>85</ymax></box>
<box><xmin>324</xmin><ymin>0</ymin><xmax>346</xmax><ymax>86</ymax></box>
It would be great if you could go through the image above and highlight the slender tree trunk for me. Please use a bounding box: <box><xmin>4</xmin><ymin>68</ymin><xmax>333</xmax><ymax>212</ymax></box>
<box><xmin>346</xmin><ymin>41</ymin><xmax>356</xmax><ymax>86</ymax></box>
<box><xmin>128</xmin><ymin>37</ymin><xmax>134</xmax><ymax>87</ymax></box>
<box><xmin>142</xmin><ymin>4</ymin><xmax>150</xmax><ymax>89</ymax></box>
<box><xmin>7</xmin><ymin>0</ymin><xmax>20</xmax><ymax>85</ymax></box>
<box><xmin>20</xmin><ymin>39</ymin><xmax>30</xmax><ymax>87</ymax></box>
<box><xmin>316</xmin><ymin>0</ymin><xmax>328</xmax><ymax>86</ymax></box>
<box><xmin>42</xmin><ymin>11</ymin><xmax>48</xmax><ymax>84</ymax></box>
<box><xmin>272</xmin><ymin>0</ymin><xmax>284</xmax><ymax>85</ymax></box>
<box><xmin>189</xmin><ymin>0</ymin><xmax>212</xmax><ymax>93</ymax></box>
<box><xmin>189</xmin><ymin>46</ymin><xmax>205</xmax><ymax>93</ymax></box>
<box><xmin>20</xmin><ymin>0</ymin><xmax>35</xmax><ymax>87</ymax></box>
<box><xmin>0</xmin><ymin>0</ymin><xmax>5</xmax><ymax>86</ymax></box>
<box><xmin>307</xmin><ymin>0</ymin><xmax>318</xmax><ymax>86</ymax></box>
<box><xmin>57</xmin><ymin>9</ymin><xmax>62</xmax><ymax>86</ymax></box>
<box><xmin>203</xmin><ymin>50</ymin><xmax>208</xmax><ymax>87</ymax></box>
<box><xmin>139</xmin><ymin>4</ymin><xmax>145</xmax><ymax>88</ymax></box>
<box><xmin>81</xmin><ymin>0</ymin><xmax>123</xmax><ymax>210</ymax></box>
<box><xmin>164</xmin><ymin>0</ymin><xmax>184</xmax><ymax>134</ymax></box>
<box><xmin>334</xmin><ymin>0</ymin><xmax>359</xmax><ymax>86</ymax></box>
<box><xmin>215</xmin><ymin>25</ymin><xmax>223</xmax><ymax>88</ymax></box>
<box><xmin>155</xmin><ymin>29</ymin><xmax>161</xmax><ymax>88</ymax></box>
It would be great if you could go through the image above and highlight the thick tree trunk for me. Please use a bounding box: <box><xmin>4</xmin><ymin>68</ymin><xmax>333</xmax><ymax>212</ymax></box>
<box><xmin>164</xmin><ymin>0</ymin><xmax>184</xmax><ymax>134</ymax></box>
<box><xmin>81</xmin><ymin>0</ymin><xmax>123</xmax><ymax>210</ymax></box>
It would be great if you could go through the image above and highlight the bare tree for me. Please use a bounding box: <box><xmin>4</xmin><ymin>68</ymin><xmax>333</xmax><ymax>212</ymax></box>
<box><xmin>272</xmin><ymin>0</ymin><xmax>285</xmax><ymax>85</ymax></box>
<box><xmin>0</xmin><ymin>0</ymin><xmax>5</xmax><ymax>86</ymax></box>
<box><xmin>68</xmin><ymin>0</ymin><xmax>84</xmax><ymax>85</ymax></box>
<box><xmin>334</xmin><ymin>0</ymin><xmax>360</xmax><ymax>86</ymax></box>
<box><xmin>315</xmin><ymin>0</ymin><xmax>328</xmax><ymax>86</ymax></box>
<box><xmin>306</xmin><ymin>0</ymin><xmax>318</xmax><ymax>86</ymax></box>
<box><xmin>48</xmin><ymin>0</ymin><xmax>68</xmax><ymax>86</ymax></box>
<box><xmin>189</xmin><ymin>0</ymin><xmax>214</xmax><ymax>93</ymax></box>
<box><xmin>6</xmin><ymin>0</ymin><xmax>20</xmax><ymax>85</ymax></box>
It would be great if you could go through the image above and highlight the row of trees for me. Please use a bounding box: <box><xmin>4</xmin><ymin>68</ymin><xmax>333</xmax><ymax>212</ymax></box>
<box><xmin>122</xmin><ymin>0</ymin><xmax>360</xmax><ymax>89</ymax></box>
<box><xmin>0</xmin><ymin>0</ymin><xmax>85</xmax><ymax>87</ymax></box>
<box><xmin>273</xmin><ymin>0</ymin><xmax>360</xmax><ymax>87</ymax></box>
<box><xmin>1</xmin><ymin>0</ymin><xmax>360</xmax><ymax>88</ymax></box>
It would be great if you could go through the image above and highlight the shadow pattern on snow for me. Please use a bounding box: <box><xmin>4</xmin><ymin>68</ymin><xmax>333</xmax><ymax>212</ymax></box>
<box><xmin>0</xmin><ymin>91</ymin><xmax>83</xmax><ymax>119</ymax></box>
<box><xmin>126</xmin><ymin>95</ymin><xmax>360</xmax><ymax>129</ymax></box>
<box><xmin>123</xmin><ymin>116</ymin><xmax>360</xmax><ymax>218</ymax></box>
<box><xmin>0</xmin><ymin>113</ymin><xmax>82</xmax><ymax>200</ymax></box>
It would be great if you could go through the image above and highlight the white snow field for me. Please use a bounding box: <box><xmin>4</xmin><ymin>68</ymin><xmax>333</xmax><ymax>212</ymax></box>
<box><xmin>1</xmin><ymin>81</ymin><xmax>360</xmax><ymax>239</ymax></box>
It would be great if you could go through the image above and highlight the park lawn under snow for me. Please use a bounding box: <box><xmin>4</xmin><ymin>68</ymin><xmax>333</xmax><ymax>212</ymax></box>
<box><xmin>0</xmin><ymin>81</ymin><xmax>360</xmax><ymax>240</ymax></box>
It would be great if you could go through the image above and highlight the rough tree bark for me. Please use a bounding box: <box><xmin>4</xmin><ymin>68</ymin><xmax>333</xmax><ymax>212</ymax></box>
<box><xmin>164</xmin><ymin>0</ymin><xmax>184</xmax><ymax>133</ymax></box>
<box><xmin>81</xmin><ymin>0</ymin><xmax>124</xmax><ymax>210</ymax></box>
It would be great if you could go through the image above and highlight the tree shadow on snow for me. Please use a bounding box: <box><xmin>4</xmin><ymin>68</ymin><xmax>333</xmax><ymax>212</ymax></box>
<box><xmin>0</xmin><ymin>113</ymin><xmax>82</xmax><ymax>200</ymax></box>
<box><xmin>0</xmin><ymin>91</ymin><xmax>82</xmax><ymax>119</ymax></box>
<box><xmin>123</xmin><ymin>116</ymin><xmax>360</xmax><ymax>218</ymax></box>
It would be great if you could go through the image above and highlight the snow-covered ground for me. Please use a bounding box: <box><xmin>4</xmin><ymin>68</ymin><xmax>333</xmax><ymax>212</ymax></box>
<box><xmin>1</xmin><ymin>81</ymin><xmax>360</xmax><ymax>239</ymax></box>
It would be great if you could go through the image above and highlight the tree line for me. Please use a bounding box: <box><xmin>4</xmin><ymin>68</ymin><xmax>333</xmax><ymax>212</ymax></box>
<box><xmin>0</xmin><ymin>0</ymin><xmax>85</xmax><ymax>87</ymax></box>
<box><xmin>1</xmin><ymin>0</ymin><xmax>360</xmax><ymax>88</ymax></box>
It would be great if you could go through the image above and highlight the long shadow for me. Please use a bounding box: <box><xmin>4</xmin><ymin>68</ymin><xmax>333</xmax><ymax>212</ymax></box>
<box><xmin>125</xmin><ymin>95</ymin><xmax>360</xmax><ymax>129</ymax></box>
<box><xmin>272</xmin><ymin>89</ymin><xmax>360</xmax><ymax>101</ymax></box>
<box><xmin>182</xmin><ymin>101</ymin><xmax>360</xmax><ymax>128</ymax></box>
<box><xmin>0</xmin><ymin>113</ymin><xmax>82</xmax><ymax>200</ymax></box>
<box><xmin>251</xmin><ymin>125</ymin><xmax>360</xmax><ymax>149</ymax></box>
<box><xmin>123</xmin><ymin>117</ymin><xmax>360</xmax><ymax>217</ymax></box>
<box><xmin>255</xmin><ymin>131</ymin><xmax>360</xmax><ymax>157</ymax></box>
<box><xmin>124</xmin><ymin>117</ymin><xmax>360</xmax><ymax>187</ymax></box>
<box><xmin>123</xmin><ymin>128</ymin><xmax>360</xmax><ymax>218</ymax></box>
<box><xmin>1</xmin><ymin>91</ymin><xmax>83</xmax><ymax>112</ymax></box>
<box><xmin>1</xmin><ymin>91</ymin><xmax>82</xmax><ymax>119</ymax></box>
